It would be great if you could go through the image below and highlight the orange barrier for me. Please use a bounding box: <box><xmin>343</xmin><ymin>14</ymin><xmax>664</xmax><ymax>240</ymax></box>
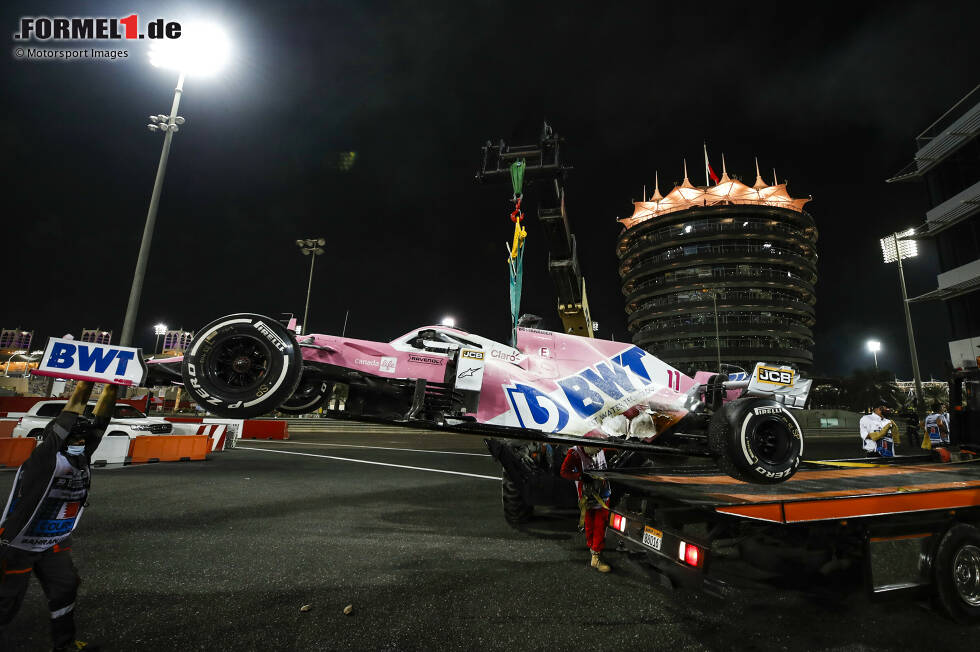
<box><xmin>240</xmin><ymin>420</ymin><xmax>289</xmax><ymax>440</ymax></box>
<box><xmin>128</xmin><ymin>435</ymin><xmax>210</xmax><ymax>464</ymax></box>
<box><xmin>0</xmin><ymin>437</ymin><xmax>36</xmax><ymax>467</ymax></box>
<box><xmin>164</xmin><ymin>417</ymin><xmax>205</xmax><ymax>424</ymax></box>
<box><xmin>0</xmin><ymin>421</ymin><xmax>17</xmax><ymax>437</ymax></box>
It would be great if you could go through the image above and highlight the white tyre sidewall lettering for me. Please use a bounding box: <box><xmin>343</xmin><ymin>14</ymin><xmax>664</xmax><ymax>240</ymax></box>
<box><xmin>738</xmin><ymin>406</ymin><xmax>803</xmax><ymax>473</ymax></box>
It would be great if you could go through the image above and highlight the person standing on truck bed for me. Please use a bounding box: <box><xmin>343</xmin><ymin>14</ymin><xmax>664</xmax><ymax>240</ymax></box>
<box><xmin>859</xmin><ymin>403</ymin><xmax>901</xmax><ymax>457</ymax></box>
<box><xmin>560</xmin><ymin>446</ymin><xmax>612</xmax><ymax>573</ymax></box>
<box><xmin>924</xmin><ymin>403</ymin><xmax>951</xmax><ymax>448</ymax></box>
<box><xmin>0</xmin><ymin>380</ymin><xmax>116</xmax><ymax>652</ymax></box>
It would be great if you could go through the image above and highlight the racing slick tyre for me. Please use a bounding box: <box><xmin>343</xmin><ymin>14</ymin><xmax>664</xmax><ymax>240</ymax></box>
<box><xmin>278</xmin><ymin>371</ymin><xmax>330</xmax><ymax>414</ymax></box>
<box><xmin>181</xmin><ymin>313</ymin><xmax>303</xmax><ymax>419</ymax></box>
<box><xmin>708</xmin><ymin>398</ymin><xmax>803</xmax><ymax>484</ymax></box>
<box><xmin>933</xmin><ymin>523</ymin><xmax>980</xmax><ymax>624</ymax></box>
<box><xmin>502</xmin><ymin>469</ymin><xmax>533</xmax><ymax>527</ymax></box>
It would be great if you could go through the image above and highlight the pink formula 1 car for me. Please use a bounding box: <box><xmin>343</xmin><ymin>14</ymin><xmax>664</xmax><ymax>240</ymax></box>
<box><xmin>147</xmin><ymin>313</ymin><xmax>812</xmax><ymax>483</ymax></box>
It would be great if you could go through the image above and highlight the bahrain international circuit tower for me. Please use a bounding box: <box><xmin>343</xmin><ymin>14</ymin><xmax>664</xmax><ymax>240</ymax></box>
<box><xmin>617</xmin><ymin>157</ymin><xmax>818</xmax><ymax>375</ymax></box>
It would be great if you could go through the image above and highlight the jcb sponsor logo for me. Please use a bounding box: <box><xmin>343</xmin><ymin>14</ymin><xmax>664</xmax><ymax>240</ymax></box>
<box><xmin>757</xmin><ymin>366</ymin><xmax>793</xmax><ymax>386</ymax></box>
<box><xmin>461</xmin><ymin>350</ymin><xmax>484</xmax><ymax>360</ymax></box>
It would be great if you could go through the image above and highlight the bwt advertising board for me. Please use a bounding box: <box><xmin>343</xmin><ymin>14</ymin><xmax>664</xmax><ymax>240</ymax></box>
<box><xmin>33</xmin><ymin>337</ymin><xmax>148</xmax><ymax>386</ymax></box>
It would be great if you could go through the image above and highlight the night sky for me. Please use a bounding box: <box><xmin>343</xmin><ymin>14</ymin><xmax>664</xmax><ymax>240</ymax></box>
<box><xmin>4</xmin><ymin>1</ymin><xmax>978</xmax><ymax>380</ymax></box>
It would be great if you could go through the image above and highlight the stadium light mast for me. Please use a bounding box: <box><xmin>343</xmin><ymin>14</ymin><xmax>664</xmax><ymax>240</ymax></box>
<box><xmin>867</xmin><ymin>340</ymin><xmax>881</xmax><ymax>370</ymax></box>
<box><xmin>879</xmin><ymin>228</ymin><xmax>923</xmax><ymax>409</ymax></box>
<box><xmin>119</xmin><ymin>23</ymin><xmax>231</xmax><ymax>347</ymax></box>
<box><xmin>296</xmin><ymin>238</ymin><xmax>326</xmax><ymax>334</ymax></box>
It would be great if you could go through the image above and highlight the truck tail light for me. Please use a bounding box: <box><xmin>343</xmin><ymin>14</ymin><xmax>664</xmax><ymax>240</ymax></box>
<box><xmin>609</xmin><ymin>513</ymin><xmax>627</xmax><ymax>532</ymax></box>
<box><xmin>678</xmin><ymin>541</ymin><xmax>702</xmax><ymax>567</ymax></box>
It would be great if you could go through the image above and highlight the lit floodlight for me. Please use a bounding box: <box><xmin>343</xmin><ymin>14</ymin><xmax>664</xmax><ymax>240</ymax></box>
<box><xmin>149</xmin><ymin>22</ymin><xmax>231</xmax><ymax>76</ymax></box>
<box><xmin>147</xmin><ymin>124</ymin><xmax>159</xmax><ymax>132</ymax></box>
<box><xmin>867</xmin><ymin>340</ymin><xmax>881</xmax><ymax>353</ymax></box>
<box><xmin>880</xmin><ymin>228</ymin><xmax>918</xmax><ymax>264</ymax></box>
<box><xmin>154</xmin><ymin>323</ymin><xmax>168</xmax><ymax>335</ymax></box>
<box><xmin>175</xmin><ymin>116</ymin><xmax>185</xmax><ymax>125</ymax></box>
<box><xmin>441</xmin><ymin>317</ymin><xmax>456</xmax><ymax>328</ymax></box>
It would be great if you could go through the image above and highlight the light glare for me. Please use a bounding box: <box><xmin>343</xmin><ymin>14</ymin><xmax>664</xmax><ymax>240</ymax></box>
<box><xmin>149</xmin><ymin>22</ymin><xmax>231</xmax><ymax>76</ymax></box>
<box><xmin>441</xmin><ymin>317</ymin><xmax>456</xmax><ymax>328</ymax></box>
<box><xmin>867</xmin><ymin>340</ymin><xmax>881</xmax><ymax>353</ymax></box>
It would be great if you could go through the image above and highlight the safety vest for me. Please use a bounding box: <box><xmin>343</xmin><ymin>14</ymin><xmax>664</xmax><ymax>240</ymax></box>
<box><xmin>0</xmin><ymin>453</ymin><xmax>90</xmax><ymax>552</ymax></box>
<box><xmin>924</xmin><ymin>413</ymin><xmax>949</xmax><ymax>444</ymax></box>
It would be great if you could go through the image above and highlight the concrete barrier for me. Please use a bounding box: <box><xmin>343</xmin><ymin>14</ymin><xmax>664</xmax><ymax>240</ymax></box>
<box><xmin>0</xmin><ymin>437</ymin><xmax>36</xmax><ymax>467</ymax></box>
<box><xmin>240</xmin><ymin>420</ymin><xmax>288</xmax><ymax>440</ymax></box>
<box><xmin>91</xmin><ymin>435</ymin><xmax>131</xmax><ymax>466</ymax></box>
<box><xmin>196</xmin><ymin>424</ymin><xmax>228</xmax><ymax>451</ymax></box>
<box><xmin>129</xmin><ymin>435</ymin><xmax>210</xmax><ymax>464</ymax></box>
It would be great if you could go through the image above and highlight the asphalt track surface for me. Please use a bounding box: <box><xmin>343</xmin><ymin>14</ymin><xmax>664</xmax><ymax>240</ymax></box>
<box><xmin>1</xmin><ymin>427</ymin><xmax>976</xmax><ymax>651</ymax></box>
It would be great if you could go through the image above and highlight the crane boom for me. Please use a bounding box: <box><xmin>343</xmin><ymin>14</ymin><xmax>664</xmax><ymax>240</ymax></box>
<box><xmin>476</xmin><ymin>123</ymin><xmax>594</xmax><ymax>338</ymax></box>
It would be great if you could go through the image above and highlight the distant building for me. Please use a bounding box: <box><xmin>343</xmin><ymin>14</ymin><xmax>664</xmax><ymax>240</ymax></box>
<box><xmin>617</xmin><ymin>160</ymin><xmax>817</xmax><ymax>375</ymax></box>
<box><xmin>888</xmin><ymin>85</ymin><xmax>980</xmax><ymax>370</ymax></box>
<box><xmin>80</xmin><ymin>329</ymin><xmax>112</xmax><ymax>345</ymax></box>
<box><xmin>163</xmin><ymin>329</ymin><xmax>194</xmax><ymax>353</ymax></box>
<box><xmin>0</xmin><ymin>328</ymin><xmax>33</xmax><ymax>350</ymax></box>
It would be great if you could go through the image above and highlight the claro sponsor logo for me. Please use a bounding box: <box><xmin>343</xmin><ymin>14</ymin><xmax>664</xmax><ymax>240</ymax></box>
<box><xmin>490</xmin><ymin>348</ymin><xmax>522</xmax><ymax>362</ymax></box>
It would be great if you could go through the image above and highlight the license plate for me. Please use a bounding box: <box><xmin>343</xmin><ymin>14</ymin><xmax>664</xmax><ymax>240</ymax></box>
<box><xmin>642</xmin><ymin>526</ymin><xmax>663</xmax><ymax>551</ymax></box>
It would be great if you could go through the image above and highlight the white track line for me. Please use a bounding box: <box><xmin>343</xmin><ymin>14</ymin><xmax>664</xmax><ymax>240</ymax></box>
<box><xmin>242</xmin><ymin>440</ymin><xmax>491</xmax><ymax>457</ymax></box>
<box><xmin>237</xmin><ymin>446</ymin><xmax>499</xmax><ymax>480</ymax></box>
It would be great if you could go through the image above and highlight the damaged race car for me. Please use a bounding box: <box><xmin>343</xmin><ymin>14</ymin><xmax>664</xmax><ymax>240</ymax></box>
<box><xmin>147</xmin><ymin>313</ymin><xmax>812</xmax><ymax>483</ymax></box>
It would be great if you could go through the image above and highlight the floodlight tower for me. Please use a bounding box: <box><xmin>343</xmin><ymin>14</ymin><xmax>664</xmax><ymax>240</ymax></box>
<box><xmin>296</xmin><ymin>238</ymin><xmax>326</xmax><ymax>334</ymax></box>
<box><xmin>867</xmin><ymin>340</ymin><xmax>881</xmax><ymax>370</ymax></box>
<box><xmin>880</xmin><ymin>228</ymin><xmax>924</xmax><ymax>409</ymax></box>
<box><xmin>119</xmin><ymin>24</ymin><xmax>231</xmax><ymax>347</ymax></box>
<box><xmin>154</xmin><ymin>323</ymin><xmax>168</xmax><ymax>354</ymax></box>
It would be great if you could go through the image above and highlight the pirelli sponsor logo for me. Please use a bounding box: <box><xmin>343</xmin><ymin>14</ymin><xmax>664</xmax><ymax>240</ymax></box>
<box><xmin>756</xmin><ymin>366</ymin><xmax>794</xmax><ymax>386</ymax></box>
<box><xmin>408</xmin><ymin>354</ymin><xmax>443</xmax><ymax>365</ymax></box>
<box><xmin>461</xmin><ymin>349</ymin><xmax>484</xmax><ymax>360</ymax></box>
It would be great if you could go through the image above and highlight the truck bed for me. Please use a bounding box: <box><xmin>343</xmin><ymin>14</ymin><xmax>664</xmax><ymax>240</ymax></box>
<box><xmin>599</xmin><ymin>453</ymin><xmax>980</xmax><ymax>524</ymax></box>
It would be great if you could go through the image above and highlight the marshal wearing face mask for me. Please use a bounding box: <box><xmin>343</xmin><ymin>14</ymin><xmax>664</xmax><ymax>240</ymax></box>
<box><xmin>0</xmin><ymin>381</ymin><xmax>116</xmax><ymax>652</ymax></box>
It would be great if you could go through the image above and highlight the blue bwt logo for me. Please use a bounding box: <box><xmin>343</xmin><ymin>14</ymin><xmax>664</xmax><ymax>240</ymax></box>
<box><xmin>46</xmin><ymin>342</ymin><xmax>136</xmax><ymax>376</ymax></box>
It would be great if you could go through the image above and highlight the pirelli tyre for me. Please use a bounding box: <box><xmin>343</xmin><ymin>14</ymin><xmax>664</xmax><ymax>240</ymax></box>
<box><xmin>279</xmin><ymin>372</ymin><xmax>330</xmax><ymax>415</ymax></box>
<box><xmin>708</xmin><ymin>398</ymin><xmax>803</xmax><ymax>483</ymax></box>
<box><xmin>182</xmin><ymin>313</ymin><xmax>303</xmax><ymax>419</ymax></box>
<box><xmin>932</xmin><ymin>523</ymin><xmax>980</xmax><ymax>624</ymax></box>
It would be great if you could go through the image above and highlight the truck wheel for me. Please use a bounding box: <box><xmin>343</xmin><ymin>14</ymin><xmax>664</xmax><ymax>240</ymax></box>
<box><xmin>279</xmin><ymin>372</ymin><xmax>329</xmax><ymax>414</ymax></box>
<box><xmin>502</xmin><ymin>470</ymin><xmax>533</xmax><ymax>527</ymax></box>
<box><xmin>182</xmin><ymin>314</ymin><xmax>303</xmax><ymax>419</ymax></box>
<box><xmin>709</xmin><ymin>398</ymin><xmax>803</xmax><ymax>483</ymax></box>
<box><xmin>933</xmin><ymin>523</ymin><xmax>980</xmax><ymax>624</ymax></box>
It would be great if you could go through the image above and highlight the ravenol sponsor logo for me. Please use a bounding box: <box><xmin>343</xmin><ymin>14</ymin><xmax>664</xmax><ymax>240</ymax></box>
<box><xmin>505</xmin><ymin>346</ymin><xmax>657</xmax><ymax>433</ymax></box>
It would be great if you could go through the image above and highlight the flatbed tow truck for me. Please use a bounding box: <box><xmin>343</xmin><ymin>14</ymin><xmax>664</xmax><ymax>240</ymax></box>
<box><xmin>599</xmin><ymin>382</ymin><xmax>980</xmax><ymax>625</ymax></box>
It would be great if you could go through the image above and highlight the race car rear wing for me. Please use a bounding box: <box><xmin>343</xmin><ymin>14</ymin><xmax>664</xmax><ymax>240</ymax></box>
<box><xmin>726</xmin><ymin>362</ymin><xmax>811</xmax><ymax>409</ymax></box>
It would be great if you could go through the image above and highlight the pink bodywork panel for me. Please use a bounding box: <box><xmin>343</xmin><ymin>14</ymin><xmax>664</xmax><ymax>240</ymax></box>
<box><xmin>149</xmin><ymin>325</ymin><xmax>704</xmax><ymax>440</ymax></box>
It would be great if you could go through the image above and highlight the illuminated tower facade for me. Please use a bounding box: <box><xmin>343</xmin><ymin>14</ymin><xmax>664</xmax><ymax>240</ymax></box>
<box><xmin>617</xmin><ymin>160</ymin><xmax>818</xmax><ymax>374</ymax></box>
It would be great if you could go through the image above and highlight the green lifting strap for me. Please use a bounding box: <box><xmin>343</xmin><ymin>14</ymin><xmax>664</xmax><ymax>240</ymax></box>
<box><xmin>510</xmin><ymin>159</ymin><xmax>525</xmax><ymax>197</ymax></box>
<box><xmin>509</xmin><ymin>241</ymin><xmax>525</xmax><ymax>347</ymax></box>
